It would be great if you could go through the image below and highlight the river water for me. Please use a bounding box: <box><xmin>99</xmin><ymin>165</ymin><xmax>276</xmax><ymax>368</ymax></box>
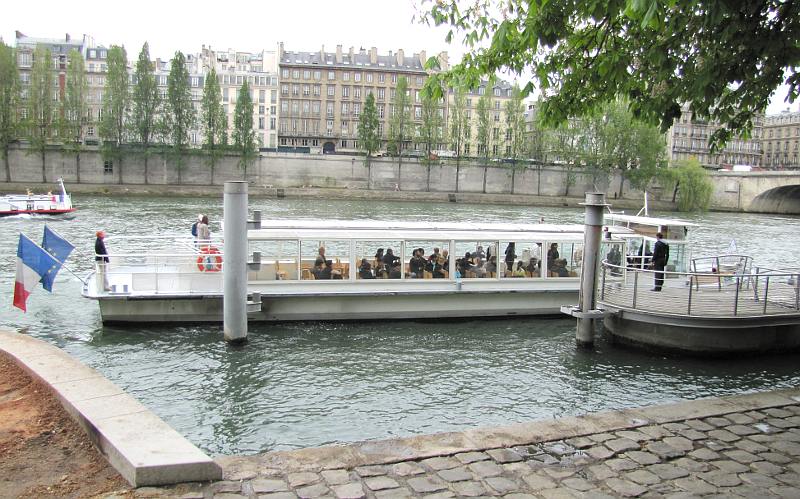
<box><xmin>1</xmin><ymin>194</ymin><xmax>800</xmax><ymax>456</ymax></box>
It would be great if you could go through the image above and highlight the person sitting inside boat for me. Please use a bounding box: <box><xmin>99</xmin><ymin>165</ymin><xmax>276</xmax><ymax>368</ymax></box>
<box><xmin>409</xmin><ymin>248</ymin><xmax>427</xmax><ymax>278</ymax></box>
<box><xmin>513</xmin><ymin>261</ymin><xmax>527</xmax><ymax>277</ymax></box>
<box><xmin>383</xmin><ymin>248</ymin><xmax>399</xmax><ymax>268</ymax></box>
<box><xmin>388</xmin><ymin>260</ymin><xmax>402</xmax><ymax>279</ymax></box>
<box><xmin>471</xmin><ymin>245</ymin><xmax>485</xmax><ymax>263</ymax></box>
<box><xmin>457</xmin><ymin>251</ymin><xmax>473</xmax><ymax>276</ymax></box>
<box><xmin>526</xmin><ymin>257</ymin><xmax>539</xmax><ymax>276</ymax></box>
<box><xmin>432</xmin><ymin>250</ymin><xmax>448</xmax><ymax>278</ymax></box>
<box><xmin>553</xmin><ymin>258</ymin><xmax>570</xmax><ymax>277</ymax></box>
<box><xmin>485</xmin><ymin>255</ymin><xmax>498</xmax><ymax>276</ymax></box>
<box><xmin>358</xmin><ymin>258</ymin><xmax>375</xmax><ymax>279</ymax></box>
<box><xmin>313</xmin><ymin>247</ymin><xmax>332</xmax><ymax>279</ymax></box>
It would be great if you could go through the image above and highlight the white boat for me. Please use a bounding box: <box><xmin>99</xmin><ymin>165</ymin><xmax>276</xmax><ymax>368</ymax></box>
<box><xmin>0</xmin><ymin>178</ymin><xmax>75</xmax><ymax>217</ymax></box>
<box><xmin>82</xmin><ymin>219</ymin><xmax>633</xmax><ymax>324</ymax></box>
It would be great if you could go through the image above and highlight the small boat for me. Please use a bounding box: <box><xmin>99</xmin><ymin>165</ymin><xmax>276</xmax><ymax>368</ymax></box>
<box><xmin>0</xmin><ymin>178</ymin><xmax>76</xmax><ymax>217</ymax></box>
<box><xmin>82</xmin><ymin>219</ymin><xmax>634</xmax><ymax>324</ymax></box>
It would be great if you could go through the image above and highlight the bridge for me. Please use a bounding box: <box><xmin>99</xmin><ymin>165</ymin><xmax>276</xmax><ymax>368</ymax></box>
<box><xmin>710</xmin><ymin>170</ymin><xmax>800</xmax><ymax>214</ymax></box>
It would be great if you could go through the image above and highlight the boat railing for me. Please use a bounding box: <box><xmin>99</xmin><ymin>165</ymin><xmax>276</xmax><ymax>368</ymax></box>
<box><xmin>599</xmin><ymin>258</ymin><xmax>800</xmax><ymax>318</ymax></box>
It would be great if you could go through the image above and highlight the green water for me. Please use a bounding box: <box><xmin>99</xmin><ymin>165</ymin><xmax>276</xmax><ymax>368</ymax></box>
<box><xmin>1</xmin><ymin>195</ymin><xmax>799</xmax><ymax>455</ymax></box>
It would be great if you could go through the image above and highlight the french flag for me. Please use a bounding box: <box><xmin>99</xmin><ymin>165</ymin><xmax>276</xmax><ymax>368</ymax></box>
<box><xmin>13</xmin><ymin>234</ymin><xmax>59</xmax><ymax>312</ymax></box>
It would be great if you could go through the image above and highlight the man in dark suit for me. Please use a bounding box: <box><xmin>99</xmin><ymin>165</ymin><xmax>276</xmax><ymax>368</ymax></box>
<box><xmin>652</xmin><ymin>232</ymin><xmax>669</xmax><ymax>291</ymax></box>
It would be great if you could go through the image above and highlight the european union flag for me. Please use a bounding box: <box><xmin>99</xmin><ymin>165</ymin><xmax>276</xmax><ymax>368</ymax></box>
<box><xmin>40</xmin><ymin>225</ymin><xmax>74</xmax><ymax>292</ymax></box>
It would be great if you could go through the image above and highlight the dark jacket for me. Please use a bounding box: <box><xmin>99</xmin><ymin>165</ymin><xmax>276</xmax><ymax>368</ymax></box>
<box><xmin>653</xmin><ymin>239</ymin><xmax>669</xmax><ymax>267</ymax></box>
<box><xmin>95</xmin><ymin>237</ymin><xmax>109</xmax><ymax>263</ymax></box>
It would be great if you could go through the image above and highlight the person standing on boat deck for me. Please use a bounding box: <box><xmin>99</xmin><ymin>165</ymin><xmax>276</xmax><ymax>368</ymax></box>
<box><xmin>652</xmin><ymin>232</ymin><xmax>670</xmax><ymax>291</ymax></box>
<box><xmin>191</xmin><ymin>214</ymin><xmax>203</xmax><ymax>246</ymax></box>
<box><xmin>95</xmin><ymin>230</ymin><xmax>110</xmax><ymax>291</ymax></box>
<box><xmin>547</xmin><ymin>243</ymin><xmax>559</xmax><ymax>273</ymax></box>
<box><xmin>197</xmin><ymin>215</ymin><xmax>211</xmax><ymax>248</ymax></box>
<box><xmin>504</xmin><ymin>242</ymin><xmax>516</xmax><ymax>273</ymax></box>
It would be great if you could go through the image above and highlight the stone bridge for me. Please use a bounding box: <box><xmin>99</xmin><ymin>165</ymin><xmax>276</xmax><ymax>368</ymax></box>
<box><xmin>710</xmin><ymin>171</ymin><xmax>800</xmax><ymax>214</ymax></box>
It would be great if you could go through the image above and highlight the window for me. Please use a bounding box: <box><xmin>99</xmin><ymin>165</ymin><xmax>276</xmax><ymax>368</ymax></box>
<box><xmin>281</xmin><ymin>84</ymin><xmax>289</xmax><ymax>96</ymax></box>
<box><xmin>343</xmin><ymin>72</ymin><xmax>350</xmax><ymax>81</ymax></box>
<box><xmin>103</xmin><ymin>160</ymin><xmax>113</xmax><ymax>174</ymax></box>
<box><xmin>366</xmin><ymin>73</ymin><xmax>373</xmax><ymax>83</ymax></box>
<box><xmin>378</xmin><ymin>104</ymin><xmax>385</xmax><ymax>118</ymax></box>
<box><xmin>341</xmin><ymin>103</ymin><xmax>349</xmax><ymax>115</ymax></box>
<box><xmin>415</xmin><ymin>106</ymin><xmax>422</xmax><ymax>118</ymax></box>
<box><xmin>494</xmin><ymin>101</ymin><xmax>500</xmax><ymax>110</ymax></box>
<box><xmin>271</xmin><ymin>105</ymin><xmax>276</xmax><ymax>115</ymax></box>
<box><xmin>259</xmin><ymin>117</ymin><xmax>265</xmax><ymax>129</ymax></box>
<box><xmin>354</xmin><ymin>87</ymin><xmax>361</xmax><ymax>99</ymax></box>
<box><xmin>259</xmin><ymin>89</ymin><xmax>266</xmax><ymax>103</ymax></box>
<box><xmin>354</xmin><ymin>73</ymin><xmax>361</xmax><ymax>82</ymax></box>
<box><xmin>303</xmin><ymin>101</ymin><xmax>310</xmax><ymax>113</ymax></box>
<box><xmin>314</xmin><ymin>70</ymin><xmax>321</xmax><ymax>80</ymax></box>
<box><xmin>271</xmin><ymin>89</ymin><xmax>277</xmax><ymax>103</ymax></box>
<box><xmin>327</xmin><ymin>102</ymin><xmax>334</xmax><ymax>117</ymax></box>
<box><xmin>342</xmin><ymin>86</ymin><xmax>350</xmax><ymax>98</ymax></box>
<box><xmin>341</xmin><ymin>120</ymin><xmax>349</xmax><ymax>135</ymax></box>
<box><xmin>390</xmin><ymin>89</ymin><xmax>396</xmax><ymax>100</ymax></box>
<box><xmin>392</xmin><ymin>74</ymin><xmax>398</xmax><ymax>84</ymax></box>
<box><xmin>312</xmin><ymin>101</ymin><xmax>320</xmax><ymax>114</ymax></box>
<box><xmin>87</xmin><ymin>126</ymin><xmax>94</xmax><ymax>136</ymax></box>
<box><xmin>378</xmin><ymin>88</ymin><xmax>385</xmax><ymax>100</ymax></box>
<box><xmin>191</xmin><ymin>76</ymin><xmax>199</xmax><ymax>87</ymax></box>
<box><xmin>494</xmin><ymin>87</ymin><xmax>501</xmax><ymax>96</ymax></box>
<box><xmin>303</xmin><ymin>70</ymin><xmax>311</xmax><ymax>79</ymax></box>
<box><xmin>270</xmin><ymin>117</ymin><xmax>276</xmax><ymax>129</ymax></box>
<box><xmin>292</xmin><ymin>69</ymin><xmax>300</xmax><ymax>79</ymax></box>
<box><xmin>353</xmin><ymin>103</ymin><xmax>361</xmax><ymax>116</ymax></box>
<box><xmin>292</xmin><ymin>84</ymin><xmax>300</xmax><ymax>96</ymax></box>
<box><xmin>314</xmin><ymin>85</ymin><xmax>321</xmax><ymax>96</ymax></box>
<box><xmin>281</xmin><ymin>101</ymin><xmax>289</xmax><ymax>113</ymax></box>
<box><xmin>292</xmin><ymin>101</ymin><xmax>299</xmax><ymax>114</ymax></box>
<box><xmin>478</xmin><ymin>87</ymin><xmax>485</xmax><ymax>95</ymax></box>
<box><xmin>415</xmin><ymin>90</ymin><xmax>420</xmax><ymax>102</ymax></box>
<box><xmin>236</xmin><ymin>75</ymin><xmax>243</xmax><ymax>85</ymax></box>
<box><xmin>328</xmin><ymin>71</ymin><xmax>335</xmax><ymax>80</ymax></box>
<box><xmin>259</xmin><ymin>105</ymin><xmax>265</xmax><ymax>115</ymax></box>
<box><xmin>282</xmin><ymin>68</ymin><xmax>289</xmax><ymax>78</ymax></box>
<box><xmin>303</xmin><ymin>85</ymin><xmax>310</xmax><ymax>96</ymax></box>
<box><xmin>327</xmin><ymin>85</ymin><xmax>335</xmax><ymax>97</ymax></box>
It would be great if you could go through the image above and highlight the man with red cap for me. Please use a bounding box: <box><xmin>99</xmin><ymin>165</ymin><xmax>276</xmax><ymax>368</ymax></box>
<box><xmin>95</xmin><ymin>230</ymin><xmax>110</xmax><ymax>291</ymax></box>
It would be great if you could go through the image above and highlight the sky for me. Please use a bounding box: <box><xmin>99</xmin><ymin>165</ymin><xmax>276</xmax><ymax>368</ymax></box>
<box><xmin>3</xmin><ymin>0</ymin><xmax>797</xmax><ymax>115</ymax></box>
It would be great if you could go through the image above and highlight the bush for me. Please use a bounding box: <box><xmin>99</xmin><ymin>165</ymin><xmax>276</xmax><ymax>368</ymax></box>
<box><xmin>657</xmin><ymin>158</ymin><xmax>713</xmax><ymax>212</ymax></box>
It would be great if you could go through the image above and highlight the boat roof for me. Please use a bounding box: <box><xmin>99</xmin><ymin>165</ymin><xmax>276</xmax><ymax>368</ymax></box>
<box><xmin>605</xmin><ymin>213</ymin><xmax>697</xmax><ymax>227</ymax></box>
<box><xmin>249</xmin><ymin>219</ymin><xmax>633</xmax><ymax>241</ymax></box>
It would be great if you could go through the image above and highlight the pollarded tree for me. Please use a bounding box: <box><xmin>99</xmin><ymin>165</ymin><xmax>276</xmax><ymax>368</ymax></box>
<box><xmin>61</xmin><ymin>48</ymin><xmax>87</xmax><ymax>183</ymax></box>
<box><xmin>0</xmin><ymin>42</ymin><xmax>19</xmax><ymax>182</ymax></box>
<box><xmin>164</xmin><ymin>51</ymin><xmax>195</xmax><ymax>184</ymax></box>
<box><xmin>131</xmin><ymin>42</ymin><xmax>160</xmax><ymax>185</ymax></box>
<box><xmin>200</xmin><ymin>67</ymin><xmax>227</xmax><ymax>185</ymax></box>
<box><xmin>100</xmin><ymin>45</ymin><xmax>130</xmax><ymax>184</ymax></box>
<box><xmin>657</xmin><ymin>158</ymin><xmax>713</xmax><ymax>211</ymax></box>
<box><xmin>387</xmin><ymin>76</ymin><xmax>413</xmax><ymax>181</ymax></box>
<box><xmin>26</xmin><ymin>44</ymin><xmax>54</xmax><ymax>182</ymax></box>
<box><xmin>449</xmin><ymin>85</ymin><xmax>470</xmax><ymax>192</ymax></box>
<box><xmin>420</xmin><ymin>0</ymin><xmax>800</xmax><ymax>150</ymax></box>
<box><xmin>357</xmin><ymin>92</ymin><xmax>380</xmax><ymax>188</ymax></box>
<box><xmin>232</xmin><ymin>80</ymin><xmax>256</xmax><ymax>179</ymax></box>
<box><xmin>416</xmin><ymin>88</ymin><xmax>444</xmax><ymax>191</ymax></box>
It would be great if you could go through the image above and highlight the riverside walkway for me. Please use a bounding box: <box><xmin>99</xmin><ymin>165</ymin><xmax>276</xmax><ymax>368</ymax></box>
<box><xmin>141</xmin><ymin>389</ymin><xmax>800</xmax><ymax>498</ymax></box>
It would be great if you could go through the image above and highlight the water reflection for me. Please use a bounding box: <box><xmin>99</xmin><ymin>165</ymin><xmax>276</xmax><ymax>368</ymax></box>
<box><xmin>1</xmin><ymin>195</ymin><xmax>799</xmax><ymax>455</ymax></box>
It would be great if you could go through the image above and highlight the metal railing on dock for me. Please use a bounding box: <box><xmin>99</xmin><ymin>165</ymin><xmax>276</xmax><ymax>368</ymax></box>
<box><xmin>599</xmin><ymin>257</ymin><xmax>800</xmax><ymax>318</ymax></box>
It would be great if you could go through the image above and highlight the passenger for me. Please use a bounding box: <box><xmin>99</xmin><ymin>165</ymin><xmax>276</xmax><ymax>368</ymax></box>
<box><xmin>95</xmin><ymin>230</ymin><xmax>110</xmax><ymax>291</ymax></box>
<box><xmin>388</xmin><ymin>261</ymin><xmax>402</xmax><ymax>279</ymax></box>
<box><xmin>191</xmin><ymin>214</ymin><xmax>202</xmax><ymax>244</ymax></box>
<box><xmin>433</xmin><ymin>250</ymin><xmax>449</xmax><ymax>278</ymax></box>
<box><xmin>608</xmin><ymin>246</ymin><xmax>622</xmax><ymax>275</ymax></box>
<box><xmin>504</xmin><ymin>242</ymin><xmax>516</xmax><ymax>271</ymax></box>
<box><xmin>428</xmin><ymin>247</ymin><xmax>441</xmax><ymax>264</ymax></box>
<box><xmin>409</xmin><ymin>248</ymin><xmax>426</xmax><ymax>278</ymax></box>
<box><xmin>485</xmin><ymin>255</ymin><xmax>498</xmax><ymax>275</ymax></box>
<box><xmin>547</xmin><ymin>243</ymin><xmax>559</xmax><ymax>272</ymax></box>
<box><xmin>374</xmin><ymin>248</ymin><xmax>384</xmax><ymax>268</ymax></box>
<box><xmin>554</xmin><ymin>258</ymin><xmax>570</xmax><ymax>277</ymax></box>
<box><xmin>526</xmin><ymin>257</ymin><xmax>539</xmax><ymax>276</ymax></box>
<box><xmin>486</xmin><ymin>243</ymin><xmax>496</xmax><ymax>263</ymax></box>
<box><xmin>457</xmin><ymin>251</ymin><xmax>473</xmax><ymax>276</ymax></box>
<box><xmin>471</xmin><ymin>245</ymin><xmax>486</xmax><ymax>262</ymax></box>
<box><xmin>358</xmin><ymin>258</ymin><xmax>374</xmax><ymax>279</ymax></box>
<box><xmin>313</xmin><ymin>246</ymin><xmax>332</xmax><ymax>279</ymax></box>
<box><xmin>513</xmin><ymin>261</ymin><xmax>527</xmax><ymax>277</ymax></box>
<box><xmin>383</xmin><ymin>248</ymin><xmax>399</xmax><ymax>267</ymax></box>
<box><xmin>197</xmin><ymin>215</ymin><xmax>211</xmax><ymax>248</ymax></box>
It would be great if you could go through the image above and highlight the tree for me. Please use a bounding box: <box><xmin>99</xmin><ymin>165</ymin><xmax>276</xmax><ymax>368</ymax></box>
<box><xmin>26</xmin><ymin>45</ymin><xmax>55</xmax><ymax>182</ymax></box>
<box><xmin>475</xmin><ymin>91</ymin><xmax>491</xmax><ymax>165</ymax></box>
<box><xmin>131</xmin><ymin>42</ymin><xmax>160</xmax><ymax>185</ymax></box>
<box><xmin>100</xmin><ymin>45</ymin><xmax>130</xmax><ymax>184</ymax></box>
<box><xmin>657</xmin><ymin>158</ymin><xmax>714</xmax><ymax>211</ymax></box>
<box><xmin>503</xmin><ymin>84</ymin><xmax>527</xmax><ymax>193</ymax></box>
<box><xmin>232</xmin><ymin>80</ymin><xmax>256</xmax><ymax>179</ymax></box>
<box><xmin>357</xmin><ymin>92</ymin><xmax>380</xmax><ymax>187</ymax></box>
<box><xmin>60</xmin><ymin>48</ymin><xmax>87</xmax><ymax>183</ymax></box>
<box><xmin>416</xmin><ymin>88</ymin><xmax>443</xmax><ymax>191</ymax></box>
<box><xmin>164</xmin><ymin>51</ymin><xmax>195</xmax><ymax>184</ymax></box>
<box><xmin>0</xmin><ymin>42</ymin><xmax>19</xmax><ymax>182</ymax></box>
<box><xmin>449</xmin><ymin>85</ymin><xmax>471</xmax><ymax>192</ymax></box>
<box><xmin>420</xmin><ymin>0</ymin><xmax>799</xmax><ymax>150</ymax></box>
<box><xmin>200</xmin><ymin>67</ymin><xmax>227</xmax><ymax>185</ymax></box>
<box><xmin>387</xmin><ymin>76</ymin><xmax>413</xmax><ymax>185</ymax></box>
<box><xmin>546</xmin><ymin>121</ymin><xmax>584</xmax><ymax>197</ymax></box>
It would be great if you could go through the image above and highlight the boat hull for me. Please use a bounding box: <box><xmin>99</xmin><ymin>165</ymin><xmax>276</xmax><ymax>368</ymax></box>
<box><xmin>96</xmin><ymin>289</ymin><xmax>578</xmax><ymax>324</ymax></box>
<box><xmin>0</xmin><ymin>208</ymin><xmax>77</xmax><ymax>217</ymax></box>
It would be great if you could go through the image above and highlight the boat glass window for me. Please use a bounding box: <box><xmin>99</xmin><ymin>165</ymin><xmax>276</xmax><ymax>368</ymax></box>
<box><xmin>601</xmin><ymin>242</ymin><xmax>625</xmax><ymax>277</ymax></box>
<box><xmin>501</xmin><ymin>241</ymin><xmax>543</xmax><ymax>278</ymax></box>
<box><xmin>301</xmin><ymin>240</ymin><xmax>349</xmax><ymax>280</ymax></box>
<box><xmin>248</xmin><ymin>240</ymin><xmax>299</xmax><ymax>281</ymax></box>
<box><xmin>546</xmin><ymin>242</ymin><xmax>583</xmax><ymax>278</ymax></box>
<box><xmin>454</xmin><ymin>241</ymin><xmax>496</xmax><ymax>279</ymax></box>
<box><xmin>355</xmin><ymin>240</ymin><xmax>402</xmax><ymax>279</ymax></box>
<box><xmin>404</xmin><ymin>241</ymin><xmax>450</xmax><ymax>279</ymax></box>
<box><xmin>626</xmin><ymin>237</ymin><xmax>652</xmax><ymax>270</ymax></box>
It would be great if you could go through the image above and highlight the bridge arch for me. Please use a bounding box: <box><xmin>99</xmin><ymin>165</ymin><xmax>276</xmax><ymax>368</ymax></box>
<box><xmin>748</xmin><ymin>184</ymin><xmax>800</xmax><ymax>214</ymax></box>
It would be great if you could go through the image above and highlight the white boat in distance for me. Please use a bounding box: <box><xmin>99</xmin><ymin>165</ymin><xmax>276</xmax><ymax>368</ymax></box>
<box><xmin>0</xmin><ymin>178</ymin><xmax>75</xmax><ymax>217</ymax></box>
<box><xmin>83</xmin><ymin>219</ymin><xmax>637</xmax><ymax>324</ymax></box>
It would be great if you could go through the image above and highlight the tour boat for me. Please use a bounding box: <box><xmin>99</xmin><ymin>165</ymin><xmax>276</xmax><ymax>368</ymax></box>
<box><xmin>0</xmin><ymin>178</ymin><xmax>75</xmax><ymax>217</ymax></box>
<box><xmin>82</xmin><ymin>219</ymin><xmax>634</xmax><ymax>324</ymax></box>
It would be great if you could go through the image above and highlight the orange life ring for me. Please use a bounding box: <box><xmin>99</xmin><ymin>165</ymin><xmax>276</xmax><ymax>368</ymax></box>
<box><xmin>197</xmin><ymin>246</ymin><xmax>223</xmax><ymax>272</ymax></box>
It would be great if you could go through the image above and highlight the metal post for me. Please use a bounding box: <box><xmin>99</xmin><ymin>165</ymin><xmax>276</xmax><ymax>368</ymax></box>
<box><xmin>687</xmin><ymin>278</ymin><xmax>693</xmax><ymax>315</ymax></box>
<box><xmin>224</xmin><ymin>181</ymin><xmax>249</xmax><ymax>344</ymax></box>
<box><xmin>763</xmin><ymin>276</ymin><xmax>770</xmax><ymax>315</ymax></box>
<box><xmin>734</xmin><ymin>277</ymin><xmax>740</xmax><ymax>316</ymax></box>
<box><xmin>576</xmin><ymin>192</ymin><xmax>608</xmax><ymax>348</ymax></box>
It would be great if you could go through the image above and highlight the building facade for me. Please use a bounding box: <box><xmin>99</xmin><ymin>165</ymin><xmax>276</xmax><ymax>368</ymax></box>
<box><xmin>762</xmin><ymin>109</ymin><xmax>800</xmax><ymax>169</ymax></box>
<box><xmin>451</xmin><ymin>79</ymin><xmax>514</xmax><ymax>158</ymax></box>
<box><xmin>665</xmin><ymin>104</ymin><xmax>763</xmax><ymax>168</ymax></box>
<box><xmin>278</xmin><ymin>44</ymin><xmax>449</xmax><ymax>154</ymax></box>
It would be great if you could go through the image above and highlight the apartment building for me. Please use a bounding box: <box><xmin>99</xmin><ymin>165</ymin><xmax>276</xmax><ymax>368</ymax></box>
<box><xmin>762</xmin><ymin>109</ymin><xmax>800</xmax><ymax>169</ymax></box>
<box><xmin>83</xmin><ymin>45</ymin><xmax>108</xmax><ymax>145</ymax></box>
<box><xmin>200</xmin><ymin>46</ymin><xmax>280</xmax><ymax>148</ymax></box>
<box><xmin>453</xmin><ymin>79</ymin><xmax>515</xmax><ymax>158</ymax></box>
<box><xmin>666</xmin><ymin>104</ymin><xmax>763</xmax><ymax>168</ymax></box>
<box><xmin>278</xmin><ymin>44</ymin><xmax>449</xmax><ymax>154</ymax></box>
<box><xmin>151</xmin><ymin>53</ymin><xmax>205</xmax><ymax>146</ymax></box>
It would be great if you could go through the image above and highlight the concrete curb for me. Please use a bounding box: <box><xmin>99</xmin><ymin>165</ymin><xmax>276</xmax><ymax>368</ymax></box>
<box><xmin>0</xmin><ymin>328</ymin><xmax>222</xmax><ymax>487</ymax></box>
<box><xmin>217</xmin><ymin>387</ymin><xmax>800</xmax><ymax>476</ymax></box>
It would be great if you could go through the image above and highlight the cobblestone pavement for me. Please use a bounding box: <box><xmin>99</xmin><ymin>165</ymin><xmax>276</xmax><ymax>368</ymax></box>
<box><xmin>131</xmin><ymin>390</ymin><xmax>800</xmax><ymax>498</ymax></box>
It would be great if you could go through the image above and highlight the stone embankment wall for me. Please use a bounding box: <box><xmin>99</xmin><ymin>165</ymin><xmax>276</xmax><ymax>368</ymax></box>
<box><xmin>3</xmin><ymin>145</ymin><xmax>799</xmax><ymax>212</ymax></box>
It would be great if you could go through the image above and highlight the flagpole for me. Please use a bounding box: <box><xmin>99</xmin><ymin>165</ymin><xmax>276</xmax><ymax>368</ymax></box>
<box><xmin>58</xmin><ymin>262</ymin><xmax>88</xmax><ymax>285</ymax></box>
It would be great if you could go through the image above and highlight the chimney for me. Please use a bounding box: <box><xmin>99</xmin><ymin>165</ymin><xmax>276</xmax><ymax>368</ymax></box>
<box><xmin>438</xmin><ymin>51</ymin><xmax>450</xmax><ymax>71</ymax></box>
<box><xmin>397</xmin><ymin>49</ymin><xmax>404</xmax><ymax>66</ymax></box>
<box><xmin>419</xmin><ymin>50</ymin><xmax>426</xmax><ymax>66</ymax></box>
<box><xmin>370</xmin><ymin>46</ymin><xmax>378</xmax><ymax>64</ymax></box>
<box><xmin>65</xmin><ymin>33</ymin><xmax>70</xmax><ymax>42</ymax></box>
<box><xmin>336</xmin><ymin>44</ymin><xmax>342</xmax><ymax>64</ymax></box>
<box><xmin>320</xmin><ymin>44</ymin><xmax>325</xmax><ymax>60</ymax></box>
<box><xmin>349</xmin><ymin>46</ymin><xmax>354</xmax><ymax>62</ymax></box>
<box><xmin>16</xmin><ymin>31</ymin><xmax>25</xmax><ymax>40</ymax></box>
<box><xmin>279</xmin><ymin>41</ymin><xmax>284</xmax><ymax>58</ymax></box>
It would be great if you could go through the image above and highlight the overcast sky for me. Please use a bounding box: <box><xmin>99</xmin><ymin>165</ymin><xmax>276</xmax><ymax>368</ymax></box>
<box><xmin>3</xmin><ymin>0</ymin><xmax>796</xmax><ymax>115</ymax></box>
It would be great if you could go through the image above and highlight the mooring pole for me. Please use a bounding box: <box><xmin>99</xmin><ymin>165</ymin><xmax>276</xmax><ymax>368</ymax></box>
<box><xmin>223</xmin><ymin>181</ymin><xmax>248</xmax><ymax>344</ymax></box>
<box><xmin>576</xmin><ymin>192</ymin><xmax>609</xmax><ymax>347</ymax></box>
